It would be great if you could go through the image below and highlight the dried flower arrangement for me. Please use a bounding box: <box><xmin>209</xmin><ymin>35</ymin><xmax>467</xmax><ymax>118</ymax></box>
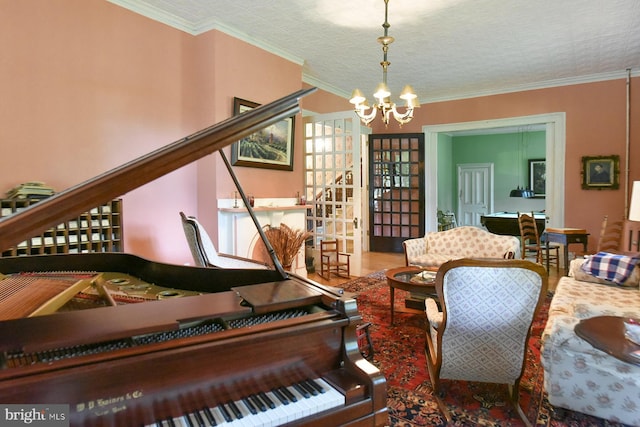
<box><xmin>263</xmin><ymin>223</ymin><xmax>312</xmax><ymax>269</ymax></box>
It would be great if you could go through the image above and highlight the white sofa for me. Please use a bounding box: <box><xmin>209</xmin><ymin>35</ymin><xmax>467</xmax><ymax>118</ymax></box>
<box><xmin>402</xmin><ymin>226</ymin><xmax>521</xmax><ymax>268</ymax></box>
<box><xmin>541</xmin><ymin>257</ymin><xmax>640</xmax><ymax>426</ymax></box>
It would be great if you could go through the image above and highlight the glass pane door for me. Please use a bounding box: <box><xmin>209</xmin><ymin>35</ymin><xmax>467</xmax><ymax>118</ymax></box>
<box><xmin>303</xmin><ymin>112</ymin><xmax>364</xmax><ymax>275</ymax></box>
<box><xmin>369</xmin><ymin>133</ymin><xmax>424</xmax><ymax>252</ymax></box>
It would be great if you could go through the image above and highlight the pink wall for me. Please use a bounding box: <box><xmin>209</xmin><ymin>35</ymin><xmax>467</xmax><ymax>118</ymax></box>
<box><xmin>0</xmin><ymin>0</ymin><xmax>202</xmax><ymax>264</ymax></box>
<box><xmin>301</xmin><ymin>83</ymin><xmax>352</xmax><ymax>113</ymax></box>
<box><xmin>177</xmin><ymin>30</ymin><xmax>305</xmax><ymax>250</ymax></box>
<box><xmin>0</xmin><ymin>0</ymin><xmax>305</xmax><ymax>265</ymax></box>
<box><xmin>373</xmin><ymin>79</ymin><xmax>640</xmax><ymax>251</ymax></box>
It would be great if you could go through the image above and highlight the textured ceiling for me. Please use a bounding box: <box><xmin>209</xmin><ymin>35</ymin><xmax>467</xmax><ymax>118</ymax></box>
<box><xmin>109</xmin><ymin>0</ymin><xmax>640</xmax><ymax>103</ymax></box>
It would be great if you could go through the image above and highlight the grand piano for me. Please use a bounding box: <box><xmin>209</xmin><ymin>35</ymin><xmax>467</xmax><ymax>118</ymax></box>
<box><xmin>0</xmin><ymin>89</ymin><xmax>387</xmax><ymax>426</ymax></box>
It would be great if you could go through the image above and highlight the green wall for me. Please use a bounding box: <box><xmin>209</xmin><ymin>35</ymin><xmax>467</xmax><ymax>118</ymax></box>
<box><xmin>437</xmin><ymin>130</ymin><xmax>546</xmax><ymax>217</ymax></box>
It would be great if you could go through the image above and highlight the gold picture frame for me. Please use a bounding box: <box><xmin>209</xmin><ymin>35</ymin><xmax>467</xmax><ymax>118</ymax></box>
<box><xmin>581</xmin><ymin>155</ymin><xmax>619</xmax><ymax>190</ymax></box>
<box><xmin>230</xmin><ymin>97</ymin><xmax>295</xmax><ymax>171</ymax></box>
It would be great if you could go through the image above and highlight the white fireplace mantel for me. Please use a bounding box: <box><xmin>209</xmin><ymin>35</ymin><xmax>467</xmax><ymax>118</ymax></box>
<box><xmin>218</xmin><ymin>198</ymin><xmax>310</xmax><ymax>277</ymax></box>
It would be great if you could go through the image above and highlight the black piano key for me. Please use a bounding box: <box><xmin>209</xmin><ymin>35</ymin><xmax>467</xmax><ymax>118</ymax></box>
<box><xmin>201</xmin><ymin>407</ymin><xmax>217</xmax><ymax>426</ymax></box>
<box><xmin>227</xmin><ymin>400</ymin><xmax>243</xmax><ymax>419</ymax></box>
<box><xmin>307</xmin><ymin>378</ymin><xmax>326</xmax><ymax>394</ymax></box>
<box><xmin>166</xmin><ymin>418</ymin><xmax>176</xmax><ymax>427</ymax></box>
<box><xmin>217</xmin><ymin>404</ymin><xmax>232</xmax><ymax>423</ymax></box>
<box><xmin>183</xmin><ymin>413</ymin><xmax>195</xmax><ymax>427</ymax></box>
<box><xmin>258</xmin><ymin>391</ymin><xmax>275</xmax><ymax>409</ymax></box>
<box><xmin>279</xmin><ymin>386</ymin><xmax>297</xmax><ymax>402</ymax></box>
<box><xmin>300</xmin><ymin>380</ymin><xmax>318</xmax><ymax>396</ymax></box>
<box><xmin>272</xmin><ymin>388</ymin><xmax>289</xmax><ymax>405</ymax></box>
<box><xmin>249</xmin><ymin>394</ymin><xmax>267</xmax><ymax>411</ymax></box>
<box><xmin>192</xmin><ymin>411</ymin><xmax>205</xmax><ymax>427</ymax></box>
<box><xmin>184</xmin><ymin>412</ymin><xmax>204</xmax><ymax>427</ymax></box>
<box><xmin>293</xmin><ymin>382</ymin><xmax>310</xmax><ymax>398</ymax></box>
<box><xmin>242</xmin><ymin>397</ymin><xmax>257</xmax><ymax>415</ymax></box>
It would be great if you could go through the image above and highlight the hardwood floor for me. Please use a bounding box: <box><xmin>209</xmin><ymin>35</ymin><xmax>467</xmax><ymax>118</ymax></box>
<box><xmin>307</xmin><ymin>251</ymin><xmax>404</xmax><ymax>287</ymax></box>
<box><xmin>307</xmin><ymin>251</ymin><xmax>561</xmax><ymax>291</ymax></box>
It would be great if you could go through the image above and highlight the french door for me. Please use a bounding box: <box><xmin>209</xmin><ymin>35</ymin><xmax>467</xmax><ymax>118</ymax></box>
<box><xmin>369</xmin><ymin>134</ymin><xmax>424</xmax><ymax>252</ymax></box>
<box><xmin>303</xmin><ymin>112</ymin><xmax>367</xmax><ymax>276</ymax></box>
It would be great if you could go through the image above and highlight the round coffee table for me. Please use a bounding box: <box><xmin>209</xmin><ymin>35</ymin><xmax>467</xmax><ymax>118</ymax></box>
<box><xmin>385</xmin><ymin>266</ymin><xmax>438</xmax><ymax>324</ymax></box>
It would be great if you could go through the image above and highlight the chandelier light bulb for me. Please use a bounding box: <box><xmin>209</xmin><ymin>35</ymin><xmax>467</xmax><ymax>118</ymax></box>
<box><xmin>373</xmin><ymin>83</ymin><xmax>391</xmax><ymax>101</ymax></box>
<box><xmin>349</xmin><ymin>89</ymin><xmax>367</xmax><ymax>105</ymax></box>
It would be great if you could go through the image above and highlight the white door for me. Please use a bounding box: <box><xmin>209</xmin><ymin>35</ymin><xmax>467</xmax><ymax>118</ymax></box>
<box><xmin>303</xmin><ymin>112</ymin><xmax>365</xmax><ymax>276</ymax></box>
<box><xmin>457</xmin><ymin>163</ymin><xmax>493</xmax><ymax>226</ymax></box>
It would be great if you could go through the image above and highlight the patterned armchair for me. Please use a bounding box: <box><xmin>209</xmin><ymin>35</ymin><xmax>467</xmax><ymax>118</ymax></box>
<box><xmin>425</xmin><ymin>258</ymin><xmax>548</xmax><ymax>426</ymax></box>
<box><xmin>403</xmin><ymin>226</ymin><xmax>521</xmax><ymax>268</ymax></box>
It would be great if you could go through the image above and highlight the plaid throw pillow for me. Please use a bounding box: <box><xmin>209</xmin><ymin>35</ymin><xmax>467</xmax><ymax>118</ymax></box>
<box><xmin>582</xmin><ymin>251</ymin><xmax>640</xmax><ymax>285</ymax></box>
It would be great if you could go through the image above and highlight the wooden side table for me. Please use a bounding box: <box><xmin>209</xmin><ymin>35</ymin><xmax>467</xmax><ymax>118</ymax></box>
<box><xmin>543</xmin><ymin>227</ymin><xmax>589</xmax><ymax>275</ymax></box>
<box><xmin>574</xmin><ymin>316</ymin><xmax>640</xmax><ymax>366</ymax></box>
<box><xmin>385</xmin><ymin>266</ymin><xmax>437</xmax><ymax>324</ymax></box>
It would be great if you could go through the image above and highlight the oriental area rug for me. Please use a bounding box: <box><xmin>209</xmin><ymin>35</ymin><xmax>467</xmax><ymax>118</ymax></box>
<box><xmin>340</xmin><ymin>271</ymin><xmax>631</xmax><ymax>427</ymax></box>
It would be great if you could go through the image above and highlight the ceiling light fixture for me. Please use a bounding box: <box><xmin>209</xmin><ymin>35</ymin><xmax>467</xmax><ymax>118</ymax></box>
<box><xmin>349</xmin><ymin>0</ymin><xmax>419</xmax><ymax>127</ymax></box>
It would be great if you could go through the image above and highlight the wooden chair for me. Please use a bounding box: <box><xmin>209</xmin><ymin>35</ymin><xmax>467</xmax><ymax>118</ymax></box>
<box><xmin>425</xmin><ymin>258</ymin><xmax>548</xmax><ymax>426</ymax></box>
<box><xmin>596</xmin><ymin>215</ymin><xmax>623</xmax><ymax>253</ymax></box>
<box><xmin>594</xmin><ymin>216</ymin><xmax>640</xmax><ymax>255</ymax></box>
<box><xmin>319</xmin><ymin>240</ymin><xmax>351</xmax><ymax>279</ymax></box>
<box><xmin>517</xmin><ymin>211</ymin><xmax>559</xmax><ymax>271</ymax></box>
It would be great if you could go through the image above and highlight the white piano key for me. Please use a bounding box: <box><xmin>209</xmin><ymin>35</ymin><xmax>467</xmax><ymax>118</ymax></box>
<box><xmin>261</xmin><ymin>391</ymin><xmax>289</xmax><ymax>426</ymax></box>
<box><xmin>147</xmin><ymin>378</ymin><xmax>345</xmax><ymax>427</ymax></box>
<box><xmin>284</xmin><ymin>385</ymin><xmax>314</xmax><ymax>421</ymax></box>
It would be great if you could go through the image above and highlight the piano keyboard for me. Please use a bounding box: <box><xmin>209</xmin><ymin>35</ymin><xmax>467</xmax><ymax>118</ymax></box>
<box><xmin>148</xmin><ymin>378</ymin><xmax>344</xmax><ymax>427</ymax></box>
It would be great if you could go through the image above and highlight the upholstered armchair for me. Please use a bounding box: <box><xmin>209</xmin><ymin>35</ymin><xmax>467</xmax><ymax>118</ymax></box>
<box><xmin>403</xmin><ymin>226</ymin><xmax>521</xmax><ymax>268</ymax></box>
<box><xmin>425</xmin><ymin>258</ymin><xmax>548</xmax><ymax>426</ymax></box>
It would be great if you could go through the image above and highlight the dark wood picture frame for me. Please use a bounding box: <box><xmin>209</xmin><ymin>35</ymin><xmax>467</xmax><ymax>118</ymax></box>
<box><xmin>231</xmin><ymin>97</ymin><xmax>295</xmax><ymax>171</ymax></box>
<box><xmin>528</xmin><ymin>159</ymin><xmax>546</xmax><ymax>198</ymax></box>
<box><xmin>581</xmin><ymin>155</ymin><xmax>619</xmax><ymax>190</ymax></box>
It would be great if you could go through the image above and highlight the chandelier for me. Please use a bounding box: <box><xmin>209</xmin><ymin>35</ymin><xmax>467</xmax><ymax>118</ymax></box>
<box><xmin>349</xmin><ymin>0</ymin><xmax>419</xmax><ymax>127</ymax></box>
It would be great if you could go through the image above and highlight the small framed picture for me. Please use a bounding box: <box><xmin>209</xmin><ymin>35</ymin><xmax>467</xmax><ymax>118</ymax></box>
<box><xmin>528</xmin><ymin>159</ymin><xmax>546</xmax><ymax>198</ymax></box>
<box><xmin>581</xmin><ymin>155</ymin><xmax>619</xmax><ymax>190</ymax></box>
<box><xmin>231</xmin><ymin>97</ymin><xmax>295</xmax><ymax>171</ymax></box>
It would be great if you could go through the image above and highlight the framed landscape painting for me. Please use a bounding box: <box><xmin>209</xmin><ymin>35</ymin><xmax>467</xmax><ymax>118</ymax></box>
<box><xmin>231</xmin><ymin>97</ymin><xmax>295</xmax><ymax>171</ymax></box>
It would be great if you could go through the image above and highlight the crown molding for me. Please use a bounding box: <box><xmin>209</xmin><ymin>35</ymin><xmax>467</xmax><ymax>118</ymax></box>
<box><xmin>107</xmin><ymin>0</ymin><xmax>304</xmax><ymax>66</ymax></box>
<box><xmin>302</xmin><ymin>74</ymin><xmax>350</xmax><ymax>99</ymax></box>
<box><xmin>107</xmin><ymin>0</ymin><xmax>196</xmax><ymax>34</ymax></box>
<box><xmin>305</xmin><ymin>69</ymin><xmax>640</xmax><ymax>104</ymax></box>
<box><xmin>424</xmin><ymin>69</ymin><xmax>640</xmax><ymax>104</ymax></box>
<box><xmin>196</xmin><ymin>18</ymin><xmax>305</xmax><ymax>66</ymax></box>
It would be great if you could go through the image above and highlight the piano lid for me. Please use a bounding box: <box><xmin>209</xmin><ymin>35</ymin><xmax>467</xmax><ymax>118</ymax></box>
<box><xmin>0</xmin><ymin>88</ymin><xmax>316</xmax><ymax>254</ymax></box>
